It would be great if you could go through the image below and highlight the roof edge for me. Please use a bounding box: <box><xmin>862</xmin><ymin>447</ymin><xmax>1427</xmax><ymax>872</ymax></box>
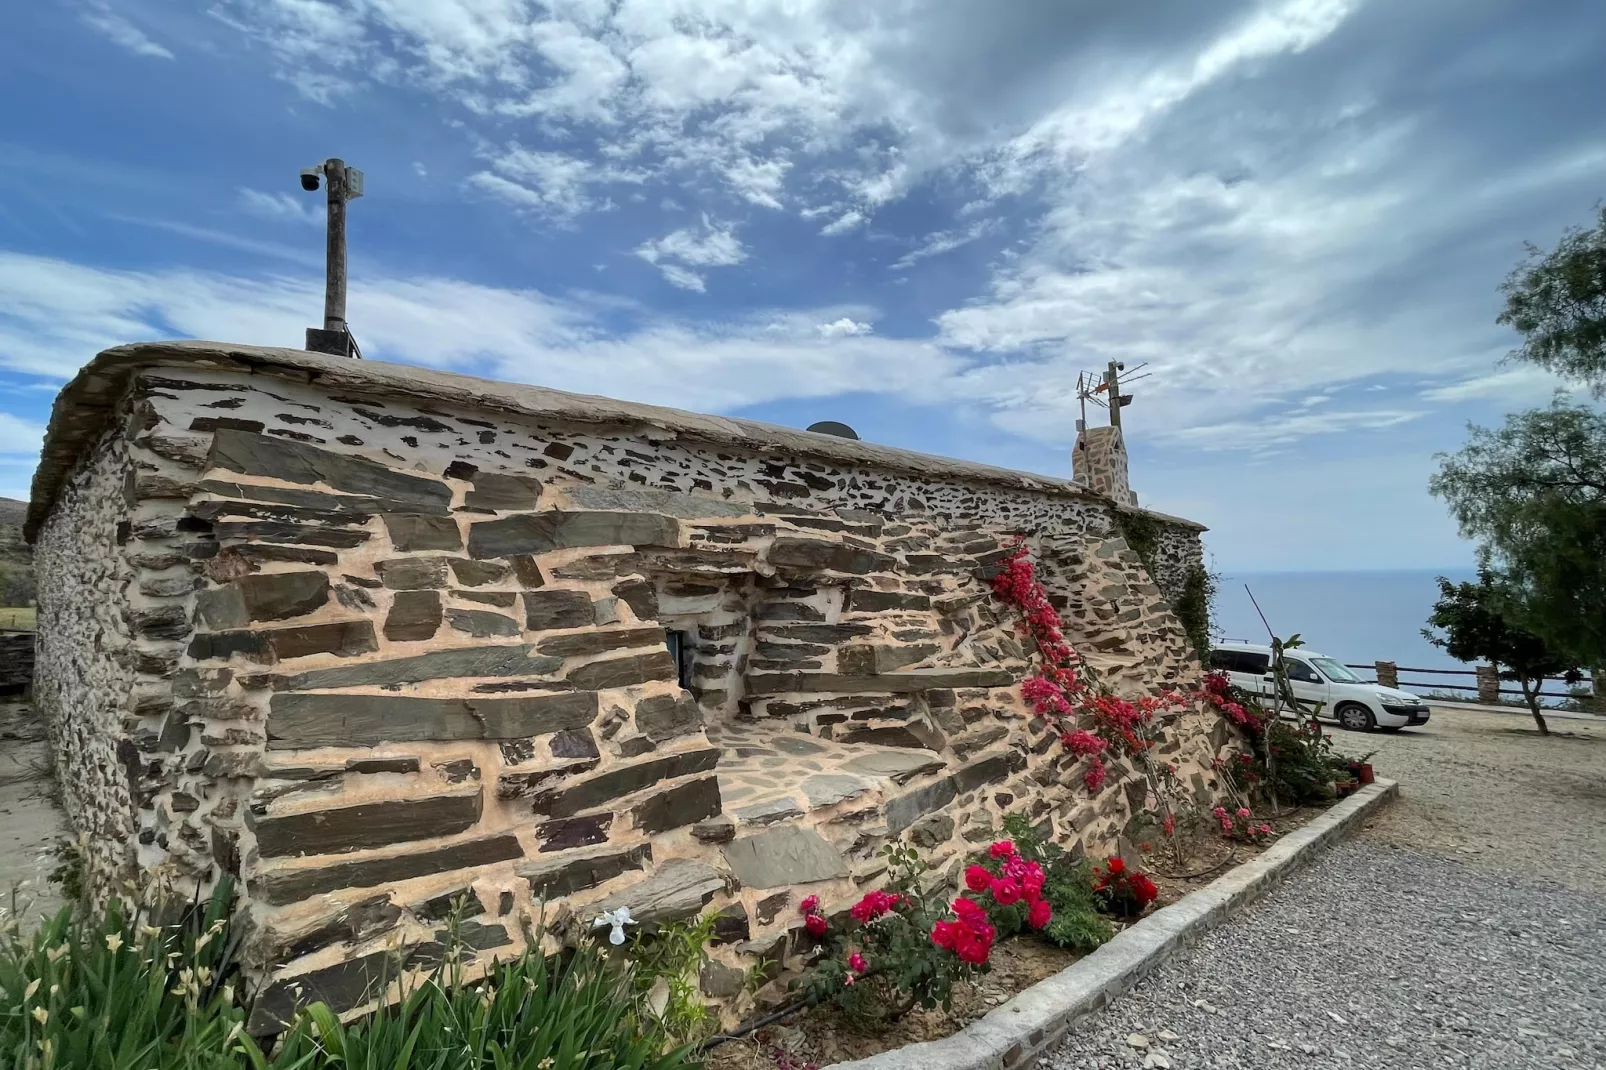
<box><xmin>25</xmin><ymin>340</ymin><xmax>1208</xmax><ymax>541</ymax></box>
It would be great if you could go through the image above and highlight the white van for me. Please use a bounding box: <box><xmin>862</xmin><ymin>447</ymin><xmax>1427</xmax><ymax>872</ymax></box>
<box><xmin>1207</xmin><ymin>640</ymin><xmax>1431</xmax><ymax>732</ymax></box>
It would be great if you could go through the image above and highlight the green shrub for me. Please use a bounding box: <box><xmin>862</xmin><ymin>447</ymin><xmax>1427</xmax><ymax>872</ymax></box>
<box><xmin>1</xmin><ymin>878</ymin><xmax>257</xmax><ymax>1070</ymax></box>
<box><xmin>627</xmin><ymin>913</ymin><xmax>717</xmax><ymax>1046</ymax></box>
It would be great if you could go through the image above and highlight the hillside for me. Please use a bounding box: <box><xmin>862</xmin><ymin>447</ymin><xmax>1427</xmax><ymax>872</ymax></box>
<box><xmin>0</xmin><ymin>498</ymin><xmax>34</xmax><ymax>608</ymax></box>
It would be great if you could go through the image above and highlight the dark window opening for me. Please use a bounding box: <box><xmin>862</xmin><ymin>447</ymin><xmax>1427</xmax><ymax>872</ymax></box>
<box><xmin>665</xmin><ymin>630</ymin><xmax>693</xmax><ymax>689</ymax></box>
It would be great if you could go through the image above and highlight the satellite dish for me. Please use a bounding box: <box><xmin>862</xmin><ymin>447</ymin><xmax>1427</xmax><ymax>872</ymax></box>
<box><xmin>806</xmin><ymin>420</ymin><xmax>859</xmax><ymax>440</ymax></box>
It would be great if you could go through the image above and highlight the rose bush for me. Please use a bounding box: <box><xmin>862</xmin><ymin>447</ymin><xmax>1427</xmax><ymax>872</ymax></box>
<box><xmin>1089</xmin><ymin>857</ymin><xmax>1159</xmax><ymax>919</ymax></box>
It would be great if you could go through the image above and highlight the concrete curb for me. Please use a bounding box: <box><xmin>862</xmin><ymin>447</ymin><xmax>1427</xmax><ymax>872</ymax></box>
<box><xmin>825</xmin><ymin>779</ymin><xmax>1400</xmax><ymax>1070</ymax></box>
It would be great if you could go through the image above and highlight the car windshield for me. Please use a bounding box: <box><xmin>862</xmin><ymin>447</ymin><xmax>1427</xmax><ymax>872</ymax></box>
<box><xmin>1311</xmin><ymin>657</ymin><xmax>1362</xmax><ymax>683</ymax></box>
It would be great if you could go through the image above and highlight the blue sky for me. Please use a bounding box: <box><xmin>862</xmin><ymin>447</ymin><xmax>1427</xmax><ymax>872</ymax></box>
<box><xmin>1</xmin><ymin>0</ymin><xmax>1603</xmax><ymax>572</ymax></box>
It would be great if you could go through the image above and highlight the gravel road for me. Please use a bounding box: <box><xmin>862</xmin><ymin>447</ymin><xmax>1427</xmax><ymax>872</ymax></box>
<box><xmin>1045</xmin><ymin>704</ymin><xmax>1606</xmax><ymax>1070</ymax></box>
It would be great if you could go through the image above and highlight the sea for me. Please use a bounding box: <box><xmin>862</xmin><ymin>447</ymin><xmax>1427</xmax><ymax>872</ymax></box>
<box><xmin>1213</xmin><ymin>569</ymin><xmax>1481</xmax><ymax>691</ymax></box>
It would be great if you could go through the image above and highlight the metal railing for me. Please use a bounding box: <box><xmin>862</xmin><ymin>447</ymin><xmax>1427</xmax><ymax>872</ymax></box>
<box><xmin>1341</xmin><ymin>661</ymin><xmax>1595</xmax><ymax>703</ymax></box>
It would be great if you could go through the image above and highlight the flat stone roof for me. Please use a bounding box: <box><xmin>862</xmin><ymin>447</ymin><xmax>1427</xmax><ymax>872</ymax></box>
<box><xmin>25</xmin><ymin>340</ymin><xmax>1207</xmax><ymax>541</ymax></box>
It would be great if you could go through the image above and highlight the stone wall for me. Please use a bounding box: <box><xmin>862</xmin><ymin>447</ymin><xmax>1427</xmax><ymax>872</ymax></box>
<box><xmin>30</xmin><ymin>343</ymin><xmax>1220</xmax><ymax>1033</ymax></box>
<box><xmin>1072</xmin><ymin>426</ymin><xmax>1135</xmax><ymax>507</ymax></box>
<box><xmin>33</xmin><ymin>428</ymin><xmax>141</xmax><ymax>891</ymax></box>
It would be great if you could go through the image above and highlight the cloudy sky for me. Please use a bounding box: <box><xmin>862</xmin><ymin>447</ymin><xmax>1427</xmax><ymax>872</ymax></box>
<box><xmin>2</xmin><ymin>0</ymin><xmax>1603</xmax><ymax>571</ymax></box>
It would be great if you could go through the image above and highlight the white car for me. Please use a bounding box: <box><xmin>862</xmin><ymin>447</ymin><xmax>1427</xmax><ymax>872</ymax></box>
<box><xmin>1208</xmin><ymin>640</ymin><xmax>1432</xmax><ymax>732</ymax></box>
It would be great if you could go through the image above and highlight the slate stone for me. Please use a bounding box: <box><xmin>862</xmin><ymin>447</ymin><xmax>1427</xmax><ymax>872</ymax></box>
<box><xmin>611</xmin><ymin>578</ymin><xmax>659</xmax><ymax>621</ymax></box>
<box><xmin>209</xmin><ymin>429</ymin><xmax>451</xmax><ymax>513</ymax></box>
<box><xmin>884</xmin><ymin>776</ymin><xmax>958</xmax><ymax>835</ymax></box>
<box><xmin>130</xmin><ymin>605</ymin><xmax>191</xmax><ymax>640</ymax></box>
<box><xmin>446</xmin><ymin>608</ymin><xmax>521</xmax><ymax>637</ymax></box>
<box><xmin>531</xmin><ymin>747</ymin><xmax>721</xmax><ymax>817</ymax></box>
<box><xmin>801</xmin><ymin>774</ymin><xmax>872</xmax><ymax>808</ymax></box>
<box><xmin>198</xmin><ymin>479</ymin><xmax>398</xmax><ymax>516</ymax></box>
<box><xmin>953</xmin><ymin>749</ymin><xmax>1026</xmax><ymax>793</ymax></box>
<box><xmin>846</xmin><ymin>590</ymin><xmax>933</xmax><ymax>613</ymax></box>
<box><xmin>619</xmin><ymin>737</ymin><xmax>656</xmax><ymax>757</ymax></box>
<box><xmin>454</xmin><ymin>590</ymin><xmax>517</xmax><ymax>607</ymax></box>
<box><xmin>511</xmin><ymin>555</ymin><xmax>546</xmax><ymax>587</ymax></box>
<box><xmin>434</xmin><ymin>759</ymin><xmax>479</xmax><ymax>784</ymax></box>
<box><xmin>747</xmin><ymin>668</ymin><xmax>1015</xmax><ymax>694</ymax></box>
<box><xmin>586</xmin><ymin>858</ymin><xmax>723</xmax><ymax>926</ymax></box>
<box><xmin>377</xmin><ymin>557</ymin><xmax>451</xmax><ymax>589</ymax></box>
<box><xmin>268</xmin><ymin>691</ymin><xmax>598</xmax><ymax>748</ymax></box>
<box><xmin>536</xmin><ymin>813</ymin><xmax>613</xmax><ymax>852</ymax></box>
<box><xmin>633</xmin><ymin>775</ymin><xmax>722</xmax><ymax>834</ymax></box>
<box><xmin>754</xmin><ymin>891</ymin><xmax>790</xmax><ymax>925</ymax></box>
<box><xmin>228</xmin><ymin>544</ymin><xmax>341</xmax><ymax>568</ymax></box>
<box><xmin>280</xmin><ymin>646</ymin><xmax>562</xmax><ymax>690</ymax></box>
<box><xmin>772</xmin><ymin>736</ymin><xmax>826</xmax><ymax>755</ymax></box>
<box><xmin>251</xmin><ymin>790</ymin><xmax>482</xmax><ymax>857</ymax></box>
<box><xmin>196</xmin><ymin>585</ymin><xmax>248</xmax><ymax>629</ymax></box>
<box><xmin>634</xmin><ymin>692</ymin><xmax>703</xmax><ymax>742</ymax></box>
<box><xmin>227</xmin><ymin>571</ymin><xmax>331</xmax><ymax>621</ymax></box>
<box><xmin>692</xmin><ymin>815</ymin><xmax>736</xmax><ymax>844</ymax></box>
<box><xmin>189</xmin><ymin>621</ymin><xmax>378</xmax><ymax>663</ymax></box>
<box><xmin>756</xmin><ymin>602</ymin><xmax>826</xmax><ymax>621</ymax></box>
<box><xmin>767</xmin><ymin>537</ymin><xmax>896</xmax><ymax>574</ymax></box>
<box><xmin>550</xmin><ymin>553</ymin><xmax>642</xmax><ymax>580</ymax></box>
<box><xmin>755</xmin><ymin>641</ymin><xmax>830</xmax><ymax>659</ymax></box>
<box><xmin>762</xmin><ymin>624</ymin><xmax>873</xmax><ymax>644</ymax></box>
<box><xmin>463</xmin><ymin>472</ymin><xmax>542</xmax><ymax>512</ymax></box>
<box><xmin>592</xmin><ymin>598</ymin><xmax>621</xmax><ymax>625</ymax></box>
<box><xmin>565</xmin><ymin>650</ymin><xmax>676</xmax><ymax>690</ymax></box>
<box><xmin>836</xmin><ymin>725</ymin><xmax>934</xmax><ymax>750</ymax></box>
<box><xmin>722</xmin><ymin>826</ymin><xmax>848</xmax><ymax>889</ymax></box>
<box><xmin>733</xmin><ymin>797</ymin><xmax>804</xmax><ymax>826</ymax></box>
<box><xmin>841</xmin><ymin>750</ymin><xmax>947</xmax><ymax>784</ymax></box>
<box><xmin>269</xmin><ymin>894</ymin><xmax>402</xmax><ymax>961</ymax></box>
<box><xmin>468</xmin><ymin>511</ymin><xmax>681</xmax><ymax>559</ymax></box>
<box><xmin>710</xmin><ymin>903</ymin><xmax>750</xmax><ymax>946</ymax></box>
<box><xmin>908</xmin><ymin>812</ymin><xmax>956</xmax><ymax>848</ymax></box>
<box><xmin>211</xmin><ymin>521</ymin><xmax>370</xmax><ymax>548</ymax></box>
<box><xmin>385</xmin><ymin>591</ymin><xmax>442</xmax><ymax>641</ymax></box>
<box><xmin>565</xmin><ymin>484</ymin><xmax>752</xmax><ymax>518</ymax></box>
<box><xmin>518</xmin><ymin>843</ymin><xmax>653</xmax><ymax>899</ymax></box>
<box><xmin>253</xmin><ymin>835</ymin><xmax>525</xmax><ymax>905</ymax></box>
<box><xmin>383</xmin><ymin>514</ymin><xmax>462</xmax><ymax>552</ymax></box>
<box><xmin>192</xmin><ymin>499</ymin><xmax>372</xmax><ymax>527</ymax></box>
<box><xmin>248</xmin><ymin>949</ymin><xmax>396</xmax><ymax>1034</ymax></box>
<box><xmin>549</xmin><ymin>728</ymin><xmax>600</xmax><ymax>760</ymax></box>
<box><xmin>536</xmin><ymin>627</ymin><xmax>664</xmax><ymax>658</ymax></box>
<box><xmin>446</xmin><ymin>559</ymin><xmax>511</xmax><ymax>587</ymax></box>
<box><xmin>700</xmin><ymin>958</ymin><xmax>747</xmax><ymax>998</ymax></box>
<box><xmin>346</xmin><ymin>757</ymin><xmax>420</xmax><ymax>774</ymax></box>
<box><xmin>523</xmin><ymin>590</ymin><xmax>595</xmax><ymax>631</ymax></box>
<box><xmin>435</xmin><ymin>919</ymin><xmax>512</xmax><ymax>953</ymax></box>
<box><xmin>837</xmin><ymin>643</ymin><xmax>939</xmax><ymax>675</ymax></box>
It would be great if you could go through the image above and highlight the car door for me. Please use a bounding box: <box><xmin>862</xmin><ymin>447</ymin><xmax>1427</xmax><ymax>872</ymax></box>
<box><xmin>1280</xmin><ymin>656</ymin><xmax>1331</xmax><ymax>718</ymax></box>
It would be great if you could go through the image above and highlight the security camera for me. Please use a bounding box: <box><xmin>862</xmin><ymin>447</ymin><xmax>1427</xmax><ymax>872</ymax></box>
<box><xmin>300</xmin><ymin>167</ymin><xmax>322</xmax><ymax>192</ymax></box>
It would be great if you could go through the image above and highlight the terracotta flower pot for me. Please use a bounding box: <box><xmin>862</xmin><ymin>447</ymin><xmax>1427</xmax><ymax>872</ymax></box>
<box><xmin>1357</xmin><ymin>763</ymin><xmax>1374</xmax><ymax>785</ymax></box>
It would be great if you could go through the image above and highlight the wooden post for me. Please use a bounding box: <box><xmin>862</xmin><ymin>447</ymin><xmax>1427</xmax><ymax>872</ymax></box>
<box><xmin>1375</xmin><ymin>660</ymin><xmax>1398</xmax><ymax>689</ymax></box>
<box><xmin>1589</xmin><ymin>668</ymin><xmax>1606</xmax><ymax>714</ymax></box>
<box><xmin>323</xmin><ymin>158</ymin><xmax>348</xmax><ymax>334</ymax></box>
<box><xmin>1105</xmin><ymin>361</ymin><xmax>1123</xmax><ymax>430</ymax></box>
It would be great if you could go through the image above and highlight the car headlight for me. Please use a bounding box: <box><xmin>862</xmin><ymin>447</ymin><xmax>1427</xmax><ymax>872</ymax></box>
<box><xmin>1375</xmin><ymin>692</ymin><xmax>1399</xmax><ymax>703</ymax></box>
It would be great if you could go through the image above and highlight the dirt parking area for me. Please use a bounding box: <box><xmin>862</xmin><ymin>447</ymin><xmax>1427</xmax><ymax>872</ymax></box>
<box><xmin>1333</xmin><ymin>703</ymin><xmax>1606</xmax><ymax>890</ymax></box>
<box><xmin>0</xmin><ymin>701</ymin><xmax>66</xmax><ymax>924</ymax></box>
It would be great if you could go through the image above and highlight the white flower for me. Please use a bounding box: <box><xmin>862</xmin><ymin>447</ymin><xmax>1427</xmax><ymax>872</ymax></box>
<box><xmin>591</xmin><ymin>906</ymin><xmax>635</xmax><ymax>946</ymax></box>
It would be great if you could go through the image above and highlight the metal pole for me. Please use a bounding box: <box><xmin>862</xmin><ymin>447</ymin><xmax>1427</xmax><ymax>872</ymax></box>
<box><xmin>323</xmin><ymin>158</ymin><xmax>348</xmax><ymax>334</ymax></box>
<box><xmin>1106</xmin><ymin>360</ymin><xmax>1123</xmax><ymax>429</ymax></box>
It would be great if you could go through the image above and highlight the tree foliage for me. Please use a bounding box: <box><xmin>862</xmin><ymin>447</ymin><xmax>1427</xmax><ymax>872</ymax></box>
<box><xmin>1498</xmin><ymin>202</ymin><xmax>1606</xmax><ymax>395</ymax></box>
<box><xmin>1422</xmin><ymin>570</ymin><xmax>1579</xmax><ymax>734</ymax></box>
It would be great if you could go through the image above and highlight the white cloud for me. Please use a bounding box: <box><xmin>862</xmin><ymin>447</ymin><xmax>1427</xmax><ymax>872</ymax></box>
<box><xmin>81</xmin><ymin>3</ymin><xmax>174</xmax><ymax>59</ymax></box>
<box><xmin>635</xmin><ymin>216</ymin><xmax>746</xmax><ymax>291</ymax></box>
<box><xmin>820</xmin><ymin>210</ymin><xmax>865</xmax><ymax>236</ymax></box>
<box><xmin>468</xmin><ymin>147</ymin><xmax>647</xmax><ymax>223</ymax></box>
<box><xmin>892</xmin><ymin>220</ymin><xmax>1000</xmax><ymax>270</ymax></box>
<box><xmin>1418</xmin><ymin>365</ymin><xmax>1579</xmax><ymax>404</ymax></box>
<box><xmin>238</xmin><ymin>189</ymin><xmax>322</xmax><ymax>225</ymax></box>
<box><xmin>0</xmin><ymin>413</ymin><xmax>45</xmax><ymax>458</ymax></box>
<box><xmin>817</xmin><ymin>317</ymin><xmax>872</xmax><ymax>338</ymax></box>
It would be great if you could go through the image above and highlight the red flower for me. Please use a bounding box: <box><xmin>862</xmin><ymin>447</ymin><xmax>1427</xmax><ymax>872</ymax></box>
<box><xmin>1162</xmin><ymin>813</ymin><xmax>1176</xmax><ymax>836</ymax></box>
<box><xmin>989</xmin><ymin>840</ymin><xmax>1017</xmax><ymax>859</ymax></box>
<box><xmin>964</xmin><ymin>865</ymin><xmax>993</xmax><ymax>892</ymax></box>
<box><xmin>1130</xmin><ymin>874</ymin><xmax>1158</xmax><ymax>905</ymax></box>
<box><xmin>850</xmin><ymin>890</ymin><xmax>897</xmax><ymax>923</ymax></box>
<box><xmin>1062</xmin><ymin>729</ymin><xmax>1107</xmax><ymax>757</ymax></box>
<box><xmin>930</xmin><ymin>920</ymin><xmax>957</xmax><ymax>950</ymax></box>
<box><xmin>804</xmin><ymin>913</ymin><xmax>828</xmax><ymax>937</ymax></box>
<box><xmin>848</xmin><ymin>952</ymin><xmax>867</xmax><ymax>973</ymax></box>
<box><xmin>1106</xmin><ymin>857</ymin><xmax>1126</xmax><ymax>877</ymax></box>
<box><xmin>951</xmin><ymin>896</ymin><xmax>985</xmax><ymax>921</ymax></box>
<box><xmin>991</xmin><ymin>878</ymin><xmax>1022</xmax><ymax>906</ymax></box>
<box><xmin>953</xmin><ymin>930</ymin><xmax>991</xmax><ymax>965</ymax></box>
<box><xmin>1027</xmin><ymin>898</ymin><xmax>1052</xmax><ymax>930</ymax></box>
<box><xmin>1083</xmin><ymin>756</ymin><xmax>1107</xmax><ymax>792</ymax></box>
<box><xmin>799</xmin><ymin>895</ymin><xmax>820</xmax><ymax>915</ymax></box>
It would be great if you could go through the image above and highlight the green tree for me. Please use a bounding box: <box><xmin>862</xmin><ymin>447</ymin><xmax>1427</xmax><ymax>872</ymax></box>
<box><xmin>1498</xmin><ymin>201</ymin><xmax>1606</xmax><ymax>394</ymax></box>
<box><xmin>1422</xmin><ymin>571</ymin><xmax>1579</xmax><ymax>734</ymax></box>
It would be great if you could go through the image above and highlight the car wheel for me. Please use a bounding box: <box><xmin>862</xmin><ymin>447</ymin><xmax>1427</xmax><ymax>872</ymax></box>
<box><xmin>1336</xmin><ymin>702</ymin><xmax>1375</xmax><ymax>732</ymax></box>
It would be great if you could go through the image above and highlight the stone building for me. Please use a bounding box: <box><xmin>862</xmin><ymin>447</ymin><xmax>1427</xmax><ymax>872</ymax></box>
<box><xmin>27</xmin><ymin>341</ymin><xmax>1222</xmax><ymax>1033</ymax></box>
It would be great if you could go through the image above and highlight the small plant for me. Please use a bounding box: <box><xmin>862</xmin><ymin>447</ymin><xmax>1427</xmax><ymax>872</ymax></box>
<box><xmin>1089</xmin><ymin>857</ymin><xmax>1158</xmax><ymax>919</ymax></box>
<box><xmin>998</xmin><ymin>814</ymin><xmax>1113</xmax><ymax>952</ymax></box>
<box><xmin>627</xmin><ymin>913</ymin><xmax>718</xmax><ymax>1046</ymax></box>
<box><xmin>796</xmin><ymin>843</ymin><xmax>988</xmax><ymax>1023</ymax></box>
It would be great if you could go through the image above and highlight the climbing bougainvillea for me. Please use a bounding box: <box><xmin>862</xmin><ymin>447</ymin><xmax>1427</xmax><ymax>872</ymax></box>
<box><xmin>988</xmin><ymin>539</ymin><xmax>1189</xmax><ymax>793</ymax></box>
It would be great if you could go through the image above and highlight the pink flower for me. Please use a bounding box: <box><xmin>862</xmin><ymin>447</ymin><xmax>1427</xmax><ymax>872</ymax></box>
<box><xmin>989</xmin><ymin>840</ymin><xmax>1017</xmax><ymax>860</ymax></box>
<box><xmin>804</xmin><ymin>913</ymin><xmax>828</xmax><ymax>937</ymax></box>
<box><xmin>1235</xmin><ymin>807</ymin><xmax>1251</xmax><ymax>819</ymax></box>
<box><xmin>991</xmin><ymin>878</ymin><xmax>1022</xmax><ymax>906</ymax></box>
<box><xmin>1083</xmin><ymin>755</ymin><xmax>1108</xmax><ymax>792</ymax></box>
<box><xmin>844</xmin><ymin>972</ymin><xmax>856</xmax><ymax>986</ymax></box>
<box><xmin>1062</xmin><ymin>729</ymin><xmax>1107</xmax><ymax>757</ymax></box>
<box><xmin>848</xmin><ymin>952</ymin><xmax>867</xmax><ymax>973</ymax></box>
<box><xmin>799</xmin><ymin>895</ymin><xmax>820</xmax><ymax>915</ymax></box>
<box><xmin>1027</xmin><ymin>898</ymin><xmax>1052</xmax><ymax>930</ymax></box>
